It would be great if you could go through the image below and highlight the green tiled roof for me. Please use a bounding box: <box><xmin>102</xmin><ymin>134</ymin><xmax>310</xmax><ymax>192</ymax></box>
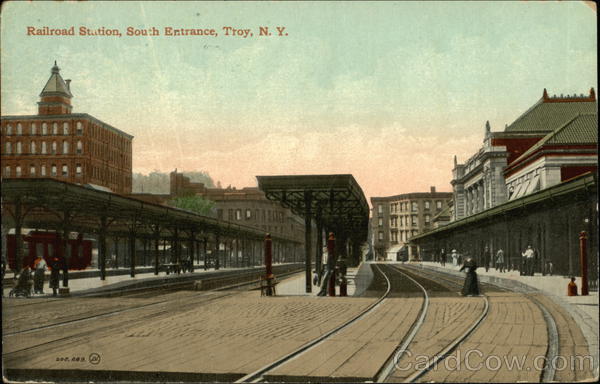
<box><xmin>504</xmin><ymin>99</ymin><xmax>597</xmax><ymax>133</ymax></box>
<box><xmin>513</xmin><ymin>113</ymin><xmax>598</xmax><ymax>164</ymax></box>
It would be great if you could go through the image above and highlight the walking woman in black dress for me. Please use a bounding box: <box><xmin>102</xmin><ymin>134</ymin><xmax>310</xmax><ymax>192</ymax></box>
<box><xmin>459</xmin><ymin>258</ymin><xmax>480</xmax><ymax>296</ymax></box>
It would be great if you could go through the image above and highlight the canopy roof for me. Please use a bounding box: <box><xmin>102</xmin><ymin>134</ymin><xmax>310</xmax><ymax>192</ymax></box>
<box><xmin>256</xmin><ymin>174</ymin><xmax>369</xmax><ymax>241</ymax></box>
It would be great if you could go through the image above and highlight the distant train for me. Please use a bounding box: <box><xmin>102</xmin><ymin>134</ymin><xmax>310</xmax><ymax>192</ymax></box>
<box><xmin>6</xmin><ymin>231</ymin><xmax>93</xmax><ymax>271</ymax></box>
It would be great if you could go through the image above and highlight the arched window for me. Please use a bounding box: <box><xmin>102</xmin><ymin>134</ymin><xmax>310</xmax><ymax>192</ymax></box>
<box><xmin>63</xmin><ymin>141</ymin><xmax>69</xmax><ymax>154</ymax></box>
<box><xmin>63</xmin><ymin>122</ymin><xmax>69</xmax><ymax>135</ymax></box>
<box><xmin>4</xmin><ymin>166</ymin><xmax>10</xmax><ymax>177</ymax></box>
<box><xmin>17</xmin><ymin>123</ymin><xmax>22</xmax><ymax>135</ymax></box>
<box><xmin>30</xmin><ymin>164</ymin><xmax>36</xmax><ymax>176</ymax></box>
<box><xmin>62</xmin><ymin>164</ymin><xmax>68</xmax><ymax>176</ymax></box>
<box><xmin>41</xmin><ymin>141</ymin><xmax>47</xmax><ymax>154</ymax></box>
<box><xmin>16</xmin><ymin>165</ymin><xmax>22</xmax><ymax>177</ymax></box>
<box><xmin>52</xmin><ymin>122</ymin><xmax>58</xmax><ymax>135</ymax></box>
<box><xmin>31</xmin><ymin>123</ymin><xmax>37</xmax><ymax>135</ymax></box>
<box><xmin>76</xmin><ymin>163</ymin><xmax>82</xmax><ymax>176</ymax></box>
<box><xmin>6</xmin><ymin>124</ymin><xmax>12</xmax><ymax>135</ymax></box>
<box><xmin>16</xmin><ymin>141</ymin><xmax>22</xmax><ymax>154</ymax></box>
<box><xmin>51</xmin><ymin>164</ymin><xmax>57</xmax><ymax>176</ymax></box>
<box><xmin>5</xmin><ymin>142</ymin><xmax>11</xmax><ymax>154</ymax></box>
<box><xmin>41</xmin><ymin>164</ymin><xmax>46</xmax><ymax>176</ymax></box>
<box><xmin>76</xmin><ymin>140</ymin><xmax>83</xmax><ymax>154</ymax></box>
<box><xmin>76</xmin><ymin>121</ymin><xmax>83</xmax><ymax>135</ymax></box>
<box><xmin>42</xmin><ymin>123</ymin><xmax>48</xmax><ymax>135</ymax></box>
<box><xmin>52</xmin><ymin>141</ymin><xmax>57</xmax><ymax>154</ymax></box>
<box><xmin>30</xmin><ymin>141</ymin><xmax>36</xmax><ymax>154</ymax></box>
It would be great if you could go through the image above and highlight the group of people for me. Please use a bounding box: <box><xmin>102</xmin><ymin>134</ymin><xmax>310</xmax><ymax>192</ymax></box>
<box><xmin>7</xmin><ymin>255</ymin><xmax>63</xmax><ymax>298</ymax></box>
<box><xmin>438</xmin><ymin>245</ymin><xmax>549</xmax><ymax>276</ymax></box>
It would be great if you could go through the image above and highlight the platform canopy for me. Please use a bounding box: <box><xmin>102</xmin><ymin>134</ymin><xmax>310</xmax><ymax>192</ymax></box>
<box><xmin>256</xmin><ymin>174</ymin><xmax>369</xmax><ymax>241</ymax></box>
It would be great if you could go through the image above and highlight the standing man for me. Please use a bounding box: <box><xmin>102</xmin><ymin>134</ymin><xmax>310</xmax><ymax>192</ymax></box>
<box><xmin>522</xmin><ymin>245</ymin><xmax>535</xmax><ymax>276</ymax></box>
<box><xmin>483</xmin><ymin>246</ymin><xmax>491</xmax><ymax>272</ymax></box>
<box><xmin>33</xmin><ymin>255</ymin><xmax>47</xmax><ymax>294</ymax></box>
<box><xmin>495</xmin><ymin>249</ymin><xmax>505</xmax><ymax>273</ymax></box>
<box><xmin>440</xmin><ymin>248</ymin><xmax>446</xmax><ymax>267</ymax></box>
<box><xmin>48</xmin><ymin>256</ymin><xmax>62</xmax><ymax>297</ymax></box>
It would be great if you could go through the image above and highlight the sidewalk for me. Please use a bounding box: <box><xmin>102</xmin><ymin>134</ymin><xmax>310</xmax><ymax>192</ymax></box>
<box><xmin>414</xmin><ymin>261</ymin><xmax>599</xmax><ymax>378</ymax></box>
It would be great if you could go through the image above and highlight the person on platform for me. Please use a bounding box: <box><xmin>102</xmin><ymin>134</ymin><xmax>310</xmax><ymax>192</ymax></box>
<box><xmin>440</xmin><ymin>248</ymin><xmax>446</xmax><ymax>267</ymax></box>
<box><xmin>522</xmin><ymin>245</ymin><xmax>535</xmax><ymax>276</ymax></box>
<box><xmin>451</xmin><ymin>249</ymin><xmax>459</xmax><ymax>267</ymax></box>
<box><xmin>482</xmin><ymin>246</ymin><xmax>491</xmax><ymax>272</ymax></box>
<box><xmin>495</xmin><ymin>249</ymin><xmax>505</xmax><ymax>273</ymax></box>
<box><xmin>10</xmin><ymin>266</ymin><xmax>33</xmax><ymax>297</ymax></box>
<box><xmin>48</xmin><ymin>256</ymin><xmax>62</xmax><ymax>296</ymax></box>
<box><xmin>33</xmin><ymin>255</ymin><xmax>47</xmax><ymax>294</ymax></box>
<box><xmin>459</xmin><ymin>258</ymin><xmax>480</xmax><ymax>296</ymax></box>
<box><xmin>568</xmin><ymin>277</ymin><xmax>578</xmax><ymax>296</ymax></box>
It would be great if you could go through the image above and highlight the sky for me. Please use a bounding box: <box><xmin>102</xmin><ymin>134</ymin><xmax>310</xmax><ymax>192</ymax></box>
<box><xmin>1</xmin><ymin>1</ymin><xmax>597</xmax><ymax>201</ymax></box>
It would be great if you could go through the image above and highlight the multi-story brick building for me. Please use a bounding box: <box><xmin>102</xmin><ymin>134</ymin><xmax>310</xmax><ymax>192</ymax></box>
<box><xmin>370</xmin><ymin>187</ymin><xmax>452</xmax><ymax>261</ymax></box>
<box><xmin>131</xmin><ymin>170</ymin><xmax>306</xmax><ymax>243</ymax></box>
<box><xmin>1</xmin><ymin>62</ymin><xmax>133</xmax><ymax>194</ymax></box>
<box><xmin>452</xmin><ymin>88</ymin><xmax>596</xmax><ymax>220</ymax></box>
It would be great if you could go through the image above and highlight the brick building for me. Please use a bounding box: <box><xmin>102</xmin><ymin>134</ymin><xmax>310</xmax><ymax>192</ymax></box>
<box><xmin>370</xmin><ymin>187</ymin><xmax>452</xmax><ymax>261</ymax></box>
<box><xmin>131</xmin><ymin>170</ymin><xmax>306</xmax><ymax>243</ymax></box>
<box><xmin>452</xmin><ymin>88</ymin><xmax>597</xmax><ymax>220</ymax></box>
<box><xmin>1</xmin><ymin>62</ymin><xmax>133</xmax><ymax>194</ymax></box>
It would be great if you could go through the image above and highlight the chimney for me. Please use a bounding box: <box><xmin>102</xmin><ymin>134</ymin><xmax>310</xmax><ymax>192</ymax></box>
<box><xmin>590</xmin><ymin>87</ymin><xmax>596</xmax><ymax>101</ymax></box>
<box><xmin>542</xmin><ymin>88</ymin><xmax>549</xmax><ymax>100</ymax></box>
<box><xmin>430</xmin><ymin>186</ymin><xmax>436</xmax><ymax>193</ymax></box>
<box><xmin>65</xmin><ymin>79</ymin><xmax>71</xmax><ymax>91</ymax></box>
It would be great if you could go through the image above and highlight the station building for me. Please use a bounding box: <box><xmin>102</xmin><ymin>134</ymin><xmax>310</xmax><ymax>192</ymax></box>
<box><xmin>451</xmin><ymin>88</ymin><xmax>597</xmax><ymax>220</ymax></box>
<box><xmin>1</xmin><ymin>62</ymin><xmax>133</xmax><ymax>194</ymax></box>
<box><xmin>370</xmin><ymin>187</ymin><xmax>452</xmax><ymax>261</ymax></box>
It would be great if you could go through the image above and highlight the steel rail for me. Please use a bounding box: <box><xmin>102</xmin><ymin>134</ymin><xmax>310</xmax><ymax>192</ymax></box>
<box><xmin>234</xmin><ymin>263</ymin><xmax>394</xmax><ymax>383</ymax></box>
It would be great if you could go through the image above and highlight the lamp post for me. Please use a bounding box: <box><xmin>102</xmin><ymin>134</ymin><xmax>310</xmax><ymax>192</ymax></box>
<box><xmin>579</xmin><ymin>220</ymin><xmax>589</xmax><ymax>296</ymax></box>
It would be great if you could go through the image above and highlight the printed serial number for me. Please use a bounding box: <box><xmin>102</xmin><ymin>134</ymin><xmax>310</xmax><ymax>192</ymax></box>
<box><xmin>56</xmin><ymin>356</ymin><xmax>86</xmax><ymax>362</ymax></box>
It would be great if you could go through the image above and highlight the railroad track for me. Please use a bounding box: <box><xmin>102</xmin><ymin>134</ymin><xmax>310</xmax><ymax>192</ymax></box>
<box><xmin>3</xmin><ymin>269</ymin><xmax>303</xmax><ymax>340</ymax></box>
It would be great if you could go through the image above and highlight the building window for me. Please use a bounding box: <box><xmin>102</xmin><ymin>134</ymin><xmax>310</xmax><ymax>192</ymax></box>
<box><xmin>412</xmin><ymin>230</ymin><xmax>418</xmax><ymax>236</ymax></box>
<box><xmin>246</xmin><ymin>209</ymin><xmax>252</xmax><ymax>219</ymax></box>
<box><xmin>16</xmin><ymin>123</ymin><xmax>22</xmax><ymax>135</ymax></box>
<box><xmin>51</xmin><ymin>164</ymin><xmax>57</xmax><ymax>176</ymax></box>
<box><xmin>62</xmin><ymin>164</ymin><xmax>68</xmax><ymax>176</ymax></box>
<box><xmin>378</xmin><ymin>217</ymin><xmax>383</xmax><ymax>227</ymax></box>
<box><xmin>378</xmin><ymin>231</ymin><xmax>384</xmax><ymax>241</ymax></box>
<box><xmin>51</xmin><ymin>141</ymin><xmax>57</xmax><ymax>154</ymax></box>
<box><xmin>378</xmin><ymin>205</ymin><xmax>383</xmax><ymax>214</ymax></box>
<box><xmin>63</xmin><ymin>141</ymin><xmax>69</xmax><ymax>154</ymax></box>
<box><xmin>76</xmin><ymin>122</ymin><xmax>83</xmax><ymax>135</ymax></box>
<box><xmin>76</xmin><ymin>164</ymin><xmax>82</xmax><ymax>176</ymax></box>
<box><xmin>236</xmin><ymin>209</ymin><xmax>242</xmax><ymax>220</ymax></box>
<box><xmin>4</xmin><ymin>166</ymin><xmax>10</xmax><ymax>177</ymax></box>
<box><xmin>30</xmin><ymin>165</ymin><xmax>36</xmax><ymax>176</ymax></box>
<box><xmin>63</xmin><ymin>122</ymin><xmax>69</xmax><ymax>135</ymax></box>
<box><xmin>424</xmin><ymin>201</ymin><xmax>430</xmax><ymax>210</ymax></box>
<box><xmin>16</xmin><ymin>166</ymin><xmax>22</xmax><ymax>177</ymax></box>
<box><xmin>31</xmin><ymin>123</ymin><xmax>37</xmax><ymax>135</ymax></box>
<box><xmin>425</xmin><ymin>215</ymin><xmax>430</xmax><ymax>224</ymax></box>
<box><xmin>16</xmin><ymin>141</ymin><xmax>22</xmax><ymax>155</ymax></box>
<box><xmin>5</xmin><ymin>142</ymin><xmax>11</xmax><ymax>154</ymax></box>
<box><xmin>436</xmin><ymin>200</ymin><xmax>442</xmax><ymax>210</ymax></box>
<box><xmin>30</xmin><ymin>141</ymin><xmax>36</xmax><ymax>154</ymax></box>
<box><xmin>42</xmin><ymin>123</ymin><xmax>48</xmax><ymax>135</ymax></box>
<box><xmin>411</xmin><ymin>215</ymin><xmax>417</xmax><ymax>226</ymax></box>
<box><xmin>411</xmin><ymin>202</ymin><xmax>418</xmax><ymax>212</ymax></box>
<box><xmin>41</xmin><ymin>141</ymin><xmax>47</xmax><ymax>154</ymax></box>
<box><xmin>52</xmin><ymin>123</ymin><xmax>58</xmax><ymax>135</ymax></box>
<box><xmin>6</xmin><ymin>124</ymin><xmax>12</xmax><ymax>135</ymax></box>
<box><xmin>41</xmin><ymin>165</ymin><xmax>46</xmax><ymax>176</ymax></box>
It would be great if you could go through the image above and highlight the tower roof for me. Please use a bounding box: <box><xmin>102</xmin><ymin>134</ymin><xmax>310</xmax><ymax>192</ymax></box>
<box><xmin>39</xmin><ymin>61</ymin><xmax>72</xmax><ymax>98</ymax></box>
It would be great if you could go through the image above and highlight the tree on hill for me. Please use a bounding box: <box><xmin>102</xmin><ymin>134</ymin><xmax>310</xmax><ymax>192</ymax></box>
<box><xmin>132</xmin><ymin>170</ymin><xmax>215</xmax><ymax>194</ymax></box>
<box><xmin>167</xmin><ymin>193</ymin><xmax>216</xmax><ymax>217</ymax></box>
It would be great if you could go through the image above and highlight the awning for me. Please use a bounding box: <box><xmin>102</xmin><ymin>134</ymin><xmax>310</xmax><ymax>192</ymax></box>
<box><xmin>386</xmin><ymin>244</ymin><xmax>405</xmax><ymax>255</ymax></box>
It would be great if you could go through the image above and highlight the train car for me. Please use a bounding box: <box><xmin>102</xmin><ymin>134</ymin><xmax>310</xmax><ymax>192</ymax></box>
<box><xmin>6</xmin><ymin>231</ymin><xmax>93</xmax><ymax>271</ymax></box>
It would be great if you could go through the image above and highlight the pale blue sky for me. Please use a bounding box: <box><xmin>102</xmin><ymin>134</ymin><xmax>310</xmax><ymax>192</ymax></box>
<box><xmin>1</xmin><ymin>1</ymin><xmax>596</xmax><ymax>198</ymax></box>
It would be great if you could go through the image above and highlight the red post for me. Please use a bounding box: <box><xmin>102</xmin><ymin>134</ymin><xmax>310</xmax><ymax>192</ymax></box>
<box><xmin>579</xmin><ymin>231</ymin><xmax>589</xmax><ymax>296</ymax></box>
<box><xmin>327</xmin><ymin>232</ymin><xmax>336</xmax><ymax>297</ymax></box>
<box><xmin>264</xmin><ymin>233</ymin><xmax>275</xmax><ymax>296</ymax></box>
